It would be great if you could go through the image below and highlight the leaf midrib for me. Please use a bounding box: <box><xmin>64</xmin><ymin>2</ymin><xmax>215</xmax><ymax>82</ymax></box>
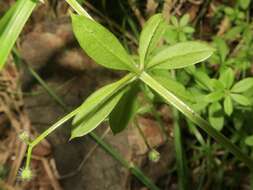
<box><xmin>142</xmin><ymin>18</ymin><xmax>164</xmax><ymax>65</ymax></box>
<box><xmin>81</xmin><ymin>23</ymin><xmax>136</xmax><ymax>71</ymax></box>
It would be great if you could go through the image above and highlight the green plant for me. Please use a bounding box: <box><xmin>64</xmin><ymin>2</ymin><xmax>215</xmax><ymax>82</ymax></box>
<box><xmin>1</xmin><ymin>0</ymin><xmax>253</xmax><ymax>188</ymax></box>
<box><xmin>16</xmin><ymin>3</ymin><xmax>253</xmax><ymax>176</ymax></box>
<box><xmin>164</xmin><ymin>14</ymin><xmax>195</xmax><ymax>44</ymax></box>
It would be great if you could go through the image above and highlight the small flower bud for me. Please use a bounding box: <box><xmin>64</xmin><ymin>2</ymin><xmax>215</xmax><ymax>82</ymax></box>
<box><xmin>148</xmin><ymin>149</ymin><xmax>160</xmax><ymax>163</ymax></box>
<box><xmin>19</xmin><ymin>167</ymin><xmax>33</xmax><ymax>181</ymax></box>
<box><xmin>18</xmin><ymin>131</ymin><xmax>30</xmax><ymax>144</ymax></box>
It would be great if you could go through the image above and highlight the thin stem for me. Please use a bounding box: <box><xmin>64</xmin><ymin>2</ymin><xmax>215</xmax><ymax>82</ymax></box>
<box><xmin>171</xmin><ymin>70</ymin><xmax>188</xmax><ymax>190</ymax></box>
<box><xmin>25</xmin><ymin>146</ymin><xmax>33</xmax><ymax>169</ymax></box>
<box><xmin>142</xmin><ymin>86</ymin><xmax>168</xmax><ymax>141</ymax></box>
<box><xmin>27</xmin><ymin>65</ymin><xmax>68</xmax><ymax>111</ymax></box>
<box><xmin>139</xmin><ymin>71</ymin><xmax>253</xmax><ymax>170</ymax></box>
<box><xmin>30</xmin><ymin>106</ymin><xmax>81</xmax><ymax>148</ymax></box>
<box><xmin>133</xmin><ymin>118</ymin><xmax>151</xmax><ymax>149</ymax></box>
<box><xmin>173</xmin><ymin>109</ymin><xmax>188</xmax><ymax>190</ymax></box>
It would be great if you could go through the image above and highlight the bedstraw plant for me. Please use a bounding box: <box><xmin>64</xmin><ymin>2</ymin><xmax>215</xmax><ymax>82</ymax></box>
<box><xmin>1</xmin><ymin>0</ymin><xmax>253</xmax><ymax>187</ymax></box>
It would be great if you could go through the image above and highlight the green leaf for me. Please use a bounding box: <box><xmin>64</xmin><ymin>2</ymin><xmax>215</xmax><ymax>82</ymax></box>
<box><xmin>219</xmin><ymin>68</ymin><xmax>234</xmax><ymax>89</ymax></box>
<box><xmin>170</xmin><ymin>16</ymin><xmax>179</xmax><ymax>26</ymax></box>
<box><xmin>71</xmin><ymin>14</ymin><xmax>137</xmax><ymax>72</ymax></box>
<box><xmin>0</xmin><ymin>3</ymin><xmax>18</xmax><ymax>35</ymax></box>
<box><xmin>231</xmin><ymin>78</ymin><xmax>253</xmax><ymax>93</ymax></box>
<box><xmin>211</xmin><ymin>79</ymin><xmax>225</xmax><ymax>91</ymax></box>
<box><xmin>139</xmin><ymin>14</ymin><xmax>166</xmax><ymax>66</ymax></box>
<box><xmin>179</xmin><ymin>32</ymin><xmax>187</xmax><ymax>42</ymax></box>
<box><xmin>71</xmin><ymin>73</ymin><xmax>135</xmax><ymax>139</ymax></box>
<box><xmin>204</xmin><ymin>91</ymin><xmax>224</xmax><ymax>103</ymax></box>
<box><xmin>213</xmin><ymin>37</ymin><xmax>229</xmax><ymax>63</ymax></box>
<box><xmin>179</xmin><ymin>14</ymin><xmax>190</xmax><ymax>27</ymax></box>
<box><xmin>225</xmin><ymin>26</ymin><xmax>243</xmax><ymax>40</ymax></box>
<box><xmin>183</xmin><ymin>26</ymin><xmax>194</xmax><ymax>34</ymax></box>
<box><xmin>147</xmin><ymin>41</ymin><xmax>214</xmax><ymax>70</ymax></box>
<box><xmin>223</xmin><ymin>96</ymin><xmax>233</xmax><ymax>116</ymax></box>
<box><xmin>0</xmin><ymin>0</ymin><xmax>37</xmax><ymax>70</ymax></box>
<box><xmin>231</xmin><ymin>94</ymin><xmax>251</xmax><ymax>106</ymax></box>
<box><xmin>109</xmin><ymin>83</ymin><xmax>139</xmax><ymax>134</ymax></box>
<box><xmin>193</xmin><ymin>70</ymin><xmax>213</xmax><ymax>91</ymax></box>
<box><xmin>151</xmin><ymin>71</ymin><xmax>194</xmax><ymax>102</ymax></box>
<box><xmin>208</xmin><ymin>102</ymin><xmax>224</xmax><ymax>131</ymax></box>
<box><xmin>233</xmin><ymin>112</ymin><xmax>244</xmax><ymax>130</ymax></box>
<box><xmin>239</xmin><ymin>0</ymin><xmax>250</xmax><ymax>10</ymax></box>
<box><xmin>245</xmin><ymin>135</ymin><xmax>253</xmax><ymax>146</ymax></box>
<box><xmin>71</xmin><ymin>87</ymin><xmax>127</xmax><ymax>139</ymax></box>
<box><xmin>164</xmin><ymin>27</ymin><xmax>178</xmax><ymax>44</ymax></box>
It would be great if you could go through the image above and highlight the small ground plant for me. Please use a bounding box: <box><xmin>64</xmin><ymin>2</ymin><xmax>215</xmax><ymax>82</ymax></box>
<box><xmin>1</xmin><ymin>0</ymin><xmax>253</xmax><ymax>189</ymax></box>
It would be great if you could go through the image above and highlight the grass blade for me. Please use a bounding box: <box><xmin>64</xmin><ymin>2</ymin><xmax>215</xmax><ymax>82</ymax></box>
<box><xmin>0</xmin><ymin>0</ymin><xmax>37</xmax><ymax>69</ymax></box>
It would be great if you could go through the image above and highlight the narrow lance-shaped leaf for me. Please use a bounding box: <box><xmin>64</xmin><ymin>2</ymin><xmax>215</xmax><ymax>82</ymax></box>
<box><xmin>71</xmin><ymin>73</ymin><xmax>135</xmax><ymax>139</ymax></box>
<box><xmin>219</xmin><ymin>68</ymin><xmax>234</xmax><ymax>89</ymax></box>
<box><xmin>179</xmin><ymin>14</ymin><xmax>190</xmax><ymax>27</ymax></box>
<box><xmin>185</xmin><ymin>67</ymin><xmax>213</xmax><ymax>91</ymax></box>
<box><xmin>194</xmin><ymin>70</ymin><xmax>213</xmax><ymax>91</ymax></box>
<box><xmin>72</xmin><ymin>73</ymin><xmax>135</xmax><ymax>126</ymax></box>
<box><xmin>245</xmin><ymin>136</ymin><xmax>253</xmax><ymax>146</ymax></box>
<box><xmin>204</xmin><ymin>91</ymin><xmax>224</xmax><ymax>103</ymax></box>
<box><xmin>147</xmin><ymin>41</ymin><xmax>214</xmax><ymax>70</ymax></box>
<box><xmin>231</xmin><ymin>78</ymin><xmax>253</xmax><ymax>93</ymax></box>
<box><xmin>109</xmin><ymin>82</ymin><xmax>139</xmax><ymax>134</ymax></box>
<box><xmin>0</xmin><ymin>0</ymin><xmax>37</xmax><ymax>70</ymax></box>
<box><xmin>224</xmin><ymin>96</ymin><xmax>233</xmax><ymax>116</ymax></box>
<box><xmin>208</xmin><ymin>102</ymin><xmax>224</xmax><ymax>131</ymax></box>
<box><xmin>0</xmin><ymin>2</ymin><xmax>19</xmax><ymax>35</ymax></box>
<box><xmin>71</xmin><ymin>14</ymin><xmax>138</xmax><ymax>72</ymax></box>
<box><xmin>231</xmin><ymin>94</ymin><xmax>251</xmax><ymax>106</ymax></box>
<box><xmin>139</xmin><ymin>14</ymin><xmax>166</xmax><ymax>67</ymax></box>
<box><xmin>71</xmin><ymin>87</ymin><xmax>128</xmax><ymax>139</ymax></box>
<box><xmin>151</xmin><ymin>70</ymin><xmax>194</xmax><ymax>102</ymax></box>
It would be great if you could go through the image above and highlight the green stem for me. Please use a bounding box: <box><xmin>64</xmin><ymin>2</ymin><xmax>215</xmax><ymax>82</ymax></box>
<box><xmin>139</xmin><ymin>71</ymin><xmax>253</xmax><ymax>170</ymax></box>
<box><xmin>27</xmin><ymin>65</ymin><xmax>68</xmax><ymax>110</ymax></box>
<box><xmin>173</xmin><ymin>109</ymin><xmax>188</xmax><ymax>190</ymax></box>
<box><xmin>133</xmin><ymin>118</ymin><xmax>151</xmax><ymax>149</ymax></box>
<box><xmin>24</xmin><ymin>106</ymin><xmax>82</xmax><ymax>168</ymax></box>
<box><xmin>30</xmin><ymin>107</ymin><xmax>81</xmax><ymax>147</ymax></box>
<box><xmin>171</xmin><ymin>67</ymin><xmax>187</xmax><ymax>190</ymax></box>
<box><xmin>171</xmin><ymin>70</ymin><xmax>188</xmax><ymax>190</ymax></box>
<box><xmin>25</xmin><ymin>146</ymin><xmax>33</xmax><ymax>169</ymax></box>
<box><xmin>142</xmin><ymin>87</ymin><xmax>168</xmax><ymax>141</ymax></box>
